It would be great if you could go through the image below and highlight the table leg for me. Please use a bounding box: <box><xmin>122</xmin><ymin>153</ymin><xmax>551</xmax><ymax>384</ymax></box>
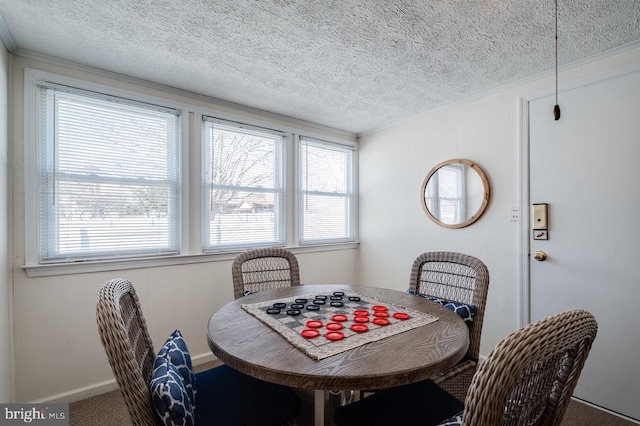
<box><xmin>314</xmin><ymin>390</ymin><xmax>356</xmax><ymax>426</ymax></box>
<box><xmin>314</xmin><ymin>390</ymin><xmax>325</xmax><ymax>426</ymax></box>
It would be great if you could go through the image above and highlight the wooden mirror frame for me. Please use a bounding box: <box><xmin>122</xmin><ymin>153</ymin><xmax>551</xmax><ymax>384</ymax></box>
<box><xmin>421</xmin><ymin>159</ymin><xmax>490</xmax><ymax>229</ymax></box>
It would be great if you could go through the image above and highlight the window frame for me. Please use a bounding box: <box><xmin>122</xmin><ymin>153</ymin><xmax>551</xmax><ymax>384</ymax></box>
<box><xmin>22</xmin><ymin>68</ymin><xmax>358</xmax><ymax>277</ymax></box>
<box><xmin>298</xmin><ymin>136</ymin><xmax>357</xmax><ymax>245</ymax></box>
<box><xmin>24</xmin><ymin>69</ymin><xmax>191</xmax><ymax>271</ymax></box>
<box><xmin>201</xmin><ymin>116</ymin><xmax>288</xmax><ymax>252</ymax></box>
<box><xmin>35</xmin><ymin>83</ymin><xmax>183</xmax><ymax>263</ymax></box>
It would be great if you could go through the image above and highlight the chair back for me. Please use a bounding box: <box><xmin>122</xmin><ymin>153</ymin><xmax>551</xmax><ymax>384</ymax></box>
<box><xmin>232</xmin><ymin>248</ymin><xmax>301</xmax><ymax>299</ymax></box>
<box><xmin>463</xmin><ymin>309</ymin><xmax>598</xmax><ymax>426</ymax></box>
<box><xmin>96</xmin><ymin>278</ymin><xmax>158</xmax><ymax>426</ymax></box>
<box><xmin>409</xmin><ymin>251</ymin><xmax>489</xmax><ymax>362</ymax></box>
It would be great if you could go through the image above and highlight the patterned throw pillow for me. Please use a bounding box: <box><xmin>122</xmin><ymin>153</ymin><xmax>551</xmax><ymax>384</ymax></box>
<box><xmin>151</xmin><ymin>330</ymin><xmax>198</xmax><ymax>426</ymax></box>
<box><xmin>157</xmin><ymin>330</ymin><xmax>197</xmax><ymax>407</ymax></box>
<box><xmin>407</xmin><ymin>289</ymin><xmax>477</xmax><ymax>324</ymax></box>
<box><xmin>150</xmin><ymin>355</ymin><xmax>195</xmax><ymax>426</ymax></box>
<box><xmin>436</xmin><ymin>410</ymin><xmax>464</xmax><ymax>425</ymax></box>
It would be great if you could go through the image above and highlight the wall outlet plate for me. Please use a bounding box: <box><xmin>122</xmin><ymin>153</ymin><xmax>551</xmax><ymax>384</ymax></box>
<box><xmin>510</xmin><ymin>207</ymin><xmax>519</xmax><ymax>222</ymax></box>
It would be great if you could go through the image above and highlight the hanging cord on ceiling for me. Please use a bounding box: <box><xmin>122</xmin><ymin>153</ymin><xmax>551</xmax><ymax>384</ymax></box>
<box><xmin>553</xmin><ymin>0</ymin><xmax>561</xmax><ymax>120</ymax></box>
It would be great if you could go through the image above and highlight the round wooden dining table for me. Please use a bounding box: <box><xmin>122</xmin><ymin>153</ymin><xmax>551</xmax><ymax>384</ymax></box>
<box><xmin>207</xmin><ymin>284</ymin><xmax>469</xmax><ymax>425</ymax></box>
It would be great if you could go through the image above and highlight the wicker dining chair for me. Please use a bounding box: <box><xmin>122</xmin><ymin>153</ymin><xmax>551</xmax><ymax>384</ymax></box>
<box><xmin>409</xmin><ymin>251</ymin><xmax>490</xmax><ymax>400</ymax></box>
<box><xmin>335</xmin><ymin>309</ymin><xmax>598</xmax><ymax>426</ymax></box>
<box><xmin>96</xmin><ymin>278</ymin><xmax>301</xmax><ymax>426</ymax></box>
<box><xmin>232</xmin><ymin>247</ymin><xmax>301</xmax><ymax>299</ymax></box>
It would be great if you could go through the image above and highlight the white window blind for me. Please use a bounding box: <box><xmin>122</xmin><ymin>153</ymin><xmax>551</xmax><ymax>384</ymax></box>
<box><xmin>38</xmin><ymin>85</ymin><xmax>180</xmax><ymax>262</ymax></box>
<box><xmin>202</xmin><ymin>117</ymin><xmax>285</xmax><ymax>251</ymax></box>
<box><xmin>300</xmin><ymin>137</ymin><xmax>355</xmax><ymax>244</ymax></box>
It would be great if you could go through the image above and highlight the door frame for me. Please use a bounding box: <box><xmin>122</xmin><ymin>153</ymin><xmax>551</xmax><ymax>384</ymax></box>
<box><xmin>517</xmin><ymin>59</ymin><xmax>640</xmax><ymax>327</ymax></box>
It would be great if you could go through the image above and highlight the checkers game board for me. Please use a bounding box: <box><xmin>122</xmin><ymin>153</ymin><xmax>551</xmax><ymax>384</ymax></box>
<box><xmin>241</xmin><ymin>290</ymin><xmax>438</xmax><ymax>360</ymax></box>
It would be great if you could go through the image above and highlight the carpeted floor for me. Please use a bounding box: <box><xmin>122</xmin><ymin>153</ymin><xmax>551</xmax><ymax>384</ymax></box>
<box><xmin>69</xmin><ymin>362</ymin><xmax>638</xmax><ymax>425</ymax></box>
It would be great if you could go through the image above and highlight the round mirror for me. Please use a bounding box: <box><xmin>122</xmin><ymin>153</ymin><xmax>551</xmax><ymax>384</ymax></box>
<box><xmin>421</xmin><ymin>159</ymin><xmax>490</xmax><ymax>229</ymax></box>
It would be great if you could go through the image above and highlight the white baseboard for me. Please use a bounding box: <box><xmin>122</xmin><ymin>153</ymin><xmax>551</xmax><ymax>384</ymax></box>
<box><xmin>31</xmin><ymin>378</ymin><xmax>119</xmax><ymax>404</ymax></box>
<box><xmin>31</xmin><ymin>352</ymin><xmax>218</xmax><ymax>404</ymax></box>
<box><xmin>570</xmin><ymin>397</ymin><xmax>640</xmax><ymax>424</ymax></box>
<box><xmin>191</xmin><ymin>352</ymin><xmax>218</xmax><ymax>367</ymax></box>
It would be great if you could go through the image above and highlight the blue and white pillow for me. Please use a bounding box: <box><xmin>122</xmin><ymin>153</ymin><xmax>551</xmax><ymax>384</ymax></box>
<box><xmin>436</xmin><ymin>410</ymin><xmax>464</xmax><ymax>425</ymax></box>
<box><xmin>151</xmin><ymin>330</ymin><xmax>197</xmax><ymax>426</ymax></box>
<box><xmin>407</xmin><ymin>289</ymin><xmax>477</xmax><ymax>324</ymax></box>
<box><xmin>157</xmin><ymin>330</ymin><xmax>197</xmax><ymax>406</ymax></box>
<box><xmin>150</xmin><ymin>355</ymin><xmax>195</xmax><ymax>426</ymax></box>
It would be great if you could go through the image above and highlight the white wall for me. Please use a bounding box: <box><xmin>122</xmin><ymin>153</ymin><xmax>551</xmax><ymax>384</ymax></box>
<box><xmin>0</xmin><ymin>37</ymin><xmax>12</xmax><ymax>403</ymax></box>
<box><xmin>358</xmin><ymin>44</ymin><xmax>640</xmax><ymax>359</ymax></box>
<box><xmin>9</xmin><ymin>55</ymin><xmax>358</xmax><ymax>402</ymax></box>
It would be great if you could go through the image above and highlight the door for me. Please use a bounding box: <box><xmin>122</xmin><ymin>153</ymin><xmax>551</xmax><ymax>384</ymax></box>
<box><xmin>529</xmin><ymin>69</ymin><xmax>640</xmax><ymax>421</ymax></box>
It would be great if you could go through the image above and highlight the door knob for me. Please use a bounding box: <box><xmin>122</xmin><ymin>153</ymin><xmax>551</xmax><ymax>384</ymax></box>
<box><xmin>534</xmin><ymin>251</ymin><xmax>547</xmax><ymax>261</ymax></box>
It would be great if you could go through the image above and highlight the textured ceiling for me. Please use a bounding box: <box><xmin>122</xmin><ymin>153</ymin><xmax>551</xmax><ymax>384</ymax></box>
<box><xmin>1</xmin><ymin>1</ymin><xmax>640</xmax><ymax>134</ymax></box>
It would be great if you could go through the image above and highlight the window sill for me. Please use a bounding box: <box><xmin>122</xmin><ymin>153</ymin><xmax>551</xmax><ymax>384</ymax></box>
<box><xmin>21</xmin><ymin>242</ymin><xmax>360</xmax><ymax>277</ymax></box>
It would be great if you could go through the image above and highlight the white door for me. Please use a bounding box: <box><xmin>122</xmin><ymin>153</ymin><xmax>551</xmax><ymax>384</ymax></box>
<box><xmin>529</xmin><ymin>68</ymin><xmax>640</xmax><ymax>421</ymax></box>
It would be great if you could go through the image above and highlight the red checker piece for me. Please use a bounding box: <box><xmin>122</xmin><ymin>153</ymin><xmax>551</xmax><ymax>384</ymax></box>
<box><xmin>374</xmin><ymin>311</ymin><xmax>389</xmax><ymax>318</ymax></box>
<box><xmin>353</xmin><ymin>310</ymin><xmax>369</xmax><ymax>316</ymax></box>
<box><xmin>354</xmin><ymin>316</ymin><xmax>370</xmax><ymax>323</ymax></box>
<box><xmin>372</xmin><ymin>305</ymin><xmax>388</xmax><ymax>312</ymax></box>
<box><xmin>393</xmin><ymin>312</ymin><xmax>410</xmax><ymax>320</ymax></box>
<box><xmin>301</xmin><ymin>329</ymin><xmax>320</xmax><ymax>339</ymax></box>
<box><xmin>306</xmin><ymin>320</ymin><xmax>323</xmax><ymax>328</ymax></box>
<box><xmin>350</xmin><ymin>324</ymin><xmax>369</xmax><ymax>333</ymax></box>
<box><xmin>332</xmin><ymin>314</ymin><xmax>348</xmax><ymax>322</ymax></box>
<box><xmin>326</xmin><ymin>322</ymin><xmax>343</xmax><ymax>331</ymax></box>
<box><xmin>373</xmin><ymin>318</ymin><xmax>390</xmax><ymax>326</ymax></box>
<box><xmin>326</xmin><ymin>331</ymin><xmax>344</xmax><ymax>341</ymax></box>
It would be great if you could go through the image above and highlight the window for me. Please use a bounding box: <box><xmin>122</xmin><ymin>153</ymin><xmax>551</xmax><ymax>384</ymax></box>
<box><xmin>36</xmin><ymin>84</ymin><xmax>180</xmax><ymax>263</ymax></box>
<box><xmin>202</xmin><ymin>118</ymin><xmax>286</xmax><ymax>251</ymax></box>
<box><xmin>299</xmin><ymin>137</ymin><xmax>356</xmax><ymax>244</ymax></box>
<box><xmin>24</xmin><ymin>69</ymin><xmax>357</xmax><ymax>274</ymax></box>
